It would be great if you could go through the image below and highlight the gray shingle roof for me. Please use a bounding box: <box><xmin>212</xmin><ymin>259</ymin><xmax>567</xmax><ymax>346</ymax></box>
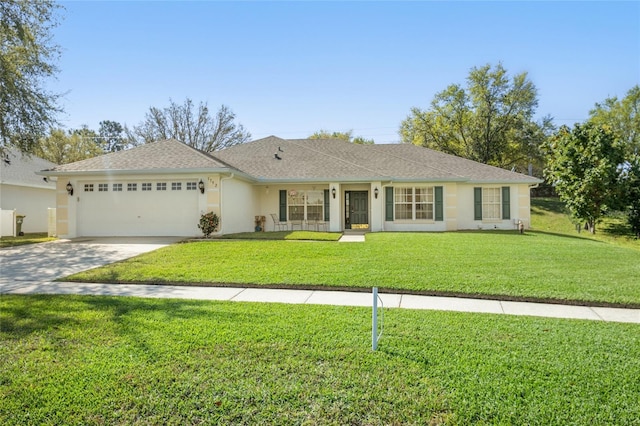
<box><xmin>46</xmin><ymin>139</ymin><xmax>229</xmax><ymax>173</ymax></box>
<box><xmin>1</xmin><ymin>148</ymin><xmax>56</xmax><ymax>189</ymax></box>
<box><xmin>40</xmin><ymin>136</ymin><xmax>541</xmax><ymax>184</ymax></box>
<box><xmin>214</xmin><ymin>136</ymin><xmax>541</xmax><ymax>184</ymax></box>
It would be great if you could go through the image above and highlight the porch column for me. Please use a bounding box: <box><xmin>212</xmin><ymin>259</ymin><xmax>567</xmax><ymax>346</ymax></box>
<box><xmin>329</xmin><ymin>183</ymin><xmax>341</xmax><ymax>232</ymax></box>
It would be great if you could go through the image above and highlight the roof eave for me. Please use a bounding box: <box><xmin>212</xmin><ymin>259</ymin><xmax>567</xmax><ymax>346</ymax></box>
<box><xmin>37</xmin><ymin>167</ymin><xmax>244</xmax><ymax>177</ymax></box>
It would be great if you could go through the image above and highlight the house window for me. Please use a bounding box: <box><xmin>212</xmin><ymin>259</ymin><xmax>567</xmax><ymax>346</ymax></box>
<box><xmin>113</xmin><ymin>183</ymin><xmax>123</xmax><ymax>192</ymax></box>
<box><xmin>415</xmin><ymin>187</ymin><xmax>434</xmax><ymax>220</ymax></box>
<box><xmin>156</xmin><ymin>182</ymin><xmax>167</xmax><ymax>191</ymax></box>
<box><xmin>394</xmin><ymin>188</ymin><xmax>413</xmax><ymax>220</ymax></box>
<box><xmin>142</xmin><ymin>183</ymin><xmax>152</xmax><ymax>191</ymax></box>
<box><xmin>186</xmin><ymin>182</ymin><xmax>197</xmax><ymax>191</ymax></box>
<box><xmin>288</xmin><ymin>191</ymin><xmax>305</xmax><ymax>221</ymax></box>
<box><xmin>98</xmin><ymin>183</ymin><xmax>108</xmax><ymax>192</ymax></box>
<box><xmin>394</xmin><ymin>187</ymin><xmax>434</xmax><ymax>220</ymax></box>
<box><xmin>84</xmin><ymin>184</ymin><xmax>94</xmax><ymax>192</ymax></box>
<box><xmin>171</xmin><ymin>182</ymin><xmax>182</xmax><ymax>191</ymax></box>
<box><xmin>482</xmin><ymin>188</ymin><xmax>501</xmax><ymax>220</ymax></box>
<box><xmin>474</xmin><ymin>187</ymin><xmax>510</xmax><ymax>221</ymax></box>
<box><xmin>128</xmin><ymin>183</ymin><xmax>137</xmax><ymax>191</ymax></box>
<box><xmin>287</xmin><ymin>190</ymin><xmax>324</xmax><ymax>221</ymax></box>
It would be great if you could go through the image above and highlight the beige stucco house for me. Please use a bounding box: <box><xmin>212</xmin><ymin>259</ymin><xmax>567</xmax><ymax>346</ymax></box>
<box><xmin>1</xmin><ymin>149</ymin><xmax>56</xmax><ymax>235</ymax></box>
<box><xmin>39</xmin><ymin>136</ymin><xmax>541</xmax><ymax>238</ymax></box>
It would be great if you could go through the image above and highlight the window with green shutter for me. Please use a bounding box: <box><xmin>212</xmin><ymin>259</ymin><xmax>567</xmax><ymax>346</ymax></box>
<box><xmin>502</xmin><ymin>186</ymin><xmax>511</xmax><ymax>220</ymax></box>
<box><xmin>385</xmin><ymin>187</ymin><xmax>394</xmax><ymax>221</ymax></box>
<box><xmin>435</xmin><ymin>186</ymin><xmax>443</xmax><ymax>221</ymax></box>
<box><xmin>474</xmin><ymin>187</ymin><xmax>482</xmax><ymax>220</ymax></box>
<box><xmin>324</xmin><ymin>189</ymin><xmax>330</xmax><ymax>221</ymax></box>
<box><xmin>279</xmin><ymin>190</ymin><xmax>287</xmax><ymax>222</ymax></box>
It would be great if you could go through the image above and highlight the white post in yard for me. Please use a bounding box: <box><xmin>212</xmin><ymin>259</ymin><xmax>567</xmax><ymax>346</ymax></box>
<box><xmin>372</xmin><ymin>287</ymin><xmax>383</xmax><ymax>351</ymax></box>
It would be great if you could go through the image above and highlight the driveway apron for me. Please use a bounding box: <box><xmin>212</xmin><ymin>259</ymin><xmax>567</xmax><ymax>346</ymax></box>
<box><xmin>0</xmin><ymin>237</ymin><xmax>180</xmax><ymax>284</ymax></box>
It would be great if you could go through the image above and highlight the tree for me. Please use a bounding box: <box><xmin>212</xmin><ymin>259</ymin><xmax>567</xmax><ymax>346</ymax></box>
<box><xmin>543</xmin><ymin>123</ymin><xmax>625</xmax><ymax>234</ymax></box>
<box><xmin>308</xmin><ymin>130</ymin><xmax>374</xmax><ymax>144</ymax></box>
<box><xmin>589</xmin><ymin>85</ymin><xmax>640</xmax><ymax>157</ymax></box>
<box><xmin>97</xmin><ymin>120</ymin><xmax>135</xmax><ymax>152</ymax></box>
<box><xmin>400</xmin><ymin>63</ymin><xmax>547</xmax><ymax>172</ymax></box>
<box><xmin>622</xmin><ymin>155</ymin><xmax>640</xmax><ymax>238</ymax></box>
<box><xmin>0</xmin><ymin>0</ymin><xmax>62</xmax><ymax>155</ymax></box>
<box><xmin>130</xmin><ymin>98</ymin><xmax>250</xmax><ymax>152</ymax></box>
<box><xmin>34</xmin><ymin>128</ymin><xmax>103</xmax><ymax>164</ymax></box>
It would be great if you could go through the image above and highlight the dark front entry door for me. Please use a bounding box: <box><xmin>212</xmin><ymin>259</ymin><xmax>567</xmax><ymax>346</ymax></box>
<box><xmin>346</xmin><ymin>191</ymin><xmax>368</xmax><ymax>229</ymax></box>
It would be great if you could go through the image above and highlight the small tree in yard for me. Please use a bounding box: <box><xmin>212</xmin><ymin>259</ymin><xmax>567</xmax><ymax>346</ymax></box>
<box><xmin>624</xmin><ymin>155</ymin><xmax>640</xmax><ymax>238</ymax></box>
<box><xmin>198</xmin><ymin>212</ymin><xmax>219</xmax><ymax>238</ymax></box>
<box><xmin>543</xmin><ymin>123</ymin><xmax>625</xmax><ymax>234</ymax></box>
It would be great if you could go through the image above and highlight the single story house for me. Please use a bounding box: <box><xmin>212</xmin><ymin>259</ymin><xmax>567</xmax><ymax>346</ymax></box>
<box><xmin>1</xmin><ymin>148</ymin><xmax>56</xmax><ymax>235</ymax></box>
<box><xmin>39</xmin><ymin>136</ymin><xmax>541</xmax><ymax>238</ymax></box>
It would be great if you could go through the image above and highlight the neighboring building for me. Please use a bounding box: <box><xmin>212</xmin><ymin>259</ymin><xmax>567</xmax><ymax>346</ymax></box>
<box><xmin>39</xmin><ymin>137</ymin><xmax>541</xmax><ymax>238</ymax></box>
<box><xmin>1</xmin><ymin>148</ymin><xmax>56</xmax><ymax>235</ymax></box>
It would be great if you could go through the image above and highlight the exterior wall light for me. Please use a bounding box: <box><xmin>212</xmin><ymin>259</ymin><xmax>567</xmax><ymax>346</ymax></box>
<box><xmin>374</xmin><ymin>187</ymin><xmax>379</xmax><ymax>199</ymax></box>
<box><xmin>332</xmin><ymin>187</ymin><xmax>336</xmax><ymax>199</ymax></box>
<box><xmin>198</xmin><ymin>180</ymin><xmax>205</xmax><ymax>194</ymax></box>
<box><xmin>66</xmin><ymin>182</ymin><xmax>74</xmax><ymax>196</ymax></box>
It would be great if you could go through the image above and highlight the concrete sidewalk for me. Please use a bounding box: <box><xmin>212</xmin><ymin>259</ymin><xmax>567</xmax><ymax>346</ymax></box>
<box><xmin>2</xmin><ymin>281</ymin><xmax>639</xmax><ymax>324</ymax></box>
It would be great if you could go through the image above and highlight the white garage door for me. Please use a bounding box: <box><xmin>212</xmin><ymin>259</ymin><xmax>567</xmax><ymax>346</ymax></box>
<box><xmin>77</xmin><ymin>180</ymin><xmax>200</xmax><ymax>237</ymax></box>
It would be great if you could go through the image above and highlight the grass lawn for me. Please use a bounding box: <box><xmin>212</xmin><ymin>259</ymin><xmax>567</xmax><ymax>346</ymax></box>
<box><xmin>0</xmin><ymin>233</ymin><xmax>56</xmax><ymax>248</ymax></box>
<box><xmin>1</xmin><ymin>295</ymin><xmax>638</xmax><ymax>425</ymax></box>
<box><xmin>218</xmin><ymin>230</ymin><xmax>342</xmax><ymax>241</ymax></box>
<box><xmin>66</xmin><ymin>230</ymin><xmax>640</xmax><ymax>306</ymax></box>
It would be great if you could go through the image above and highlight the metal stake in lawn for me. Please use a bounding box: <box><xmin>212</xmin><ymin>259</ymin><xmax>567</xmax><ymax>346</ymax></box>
<box><xmin>372</xmin><ymin>287</ymin><xmax>384</xmax><ymax>351</ymax></box>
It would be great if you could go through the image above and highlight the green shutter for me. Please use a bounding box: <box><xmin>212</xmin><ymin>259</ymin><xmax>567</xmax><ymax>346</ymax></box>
<box><xmin>502</xmin><ymin>186</ymin><xmax>511</xmax><ymax>220</ymax></box>
<box><xmin>385</xmin><ymin>187</ymin><xmax>394</xmax><ymax>221</ymax></box>
<box><xmin>324</xmin><ymin>189</ymin><xmax>330</xmax><ymax>221</ymax></box>
<box><xmin>474</xmin><ymin>187</ymin><xmax>482</xmax><ymax>220</ymax></box>
<box><xmin>435</xmin><ymin>186</ymin><xmax>443</xmax><ymax>221</ymax></box>
<box><xmin>279</xmin><ymin>190</ymin><xmax>287</xmax><ymax>221</ymax></box>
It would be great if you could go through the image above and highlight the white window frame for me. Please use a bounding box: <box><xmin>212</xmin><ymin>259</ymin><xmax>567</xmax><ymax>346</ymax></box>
<box><xmin>98</xmin><ymin>183</ymin><xmax>108</xmax><ymax>192</ymax></box>
<box><xmin>142</xmin><ymin>183</ymin><xmax>152</xmax><ymax>191</ymax></box>
<box><xmin>156</xmin><ymin>182</ymin><xmax>167</xmax><ymax>191</ymax></box>
<box><xmin>113</xmin><ymin>183</ymin><xmax>123</xmax><ymax>192</ymax></box>
<box><xmin>127</xmin><ymin>183</ymin><xmax>137</xmax><ymax>191</ymax></box>
<box><xmin>84</xmin><ymin>184</ymin><xmax>94</xmax><ymax>192</ymax></box>
<box><xmin>287</xmin><ymin>190</ymin><xmax>324</xmax><ymax>221</ymax></box>
<box><xmin>482</xmin><ymin>187</ymin><xmax>502</xmax><ymax>221</ymax></box>
<box><xmin>394</xmin><ymin>187</ymin><xmax>434</xmax><ymax>220</ymax></box>
<box><xmin>186</xmin><ymin>182</ymin><xmax>197</xmax><ymax>191</ymax></box>
<box><xmin>171</xmin><ymin>182</ymin><xmax>182</xmax><ymax>191</ymax></box>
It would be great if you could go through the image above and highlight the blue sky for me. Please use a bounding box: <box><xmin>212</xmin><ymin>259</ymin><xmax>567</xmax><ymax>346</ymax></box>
<box><xmin>51</xmin><ymin>1</ymin><xmax>639</xmax><ymax>143</ymax></box>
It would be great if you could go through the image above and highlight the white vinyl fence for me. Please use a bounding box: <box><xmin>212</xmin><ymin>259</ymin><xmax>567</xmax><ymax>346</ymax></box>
<box><xmin>1</xmin><ymin>209</ymin><xmax>16</xmax><ymax>237</ymax></box>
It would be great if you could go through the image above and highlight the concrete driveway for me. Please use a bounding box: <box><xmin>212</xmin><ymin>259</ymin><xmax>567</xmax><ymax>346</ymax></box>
<box><xmin>0</xmin><ymin>237</ymin><xmax>181</xmax><ymax>283</ymax></box>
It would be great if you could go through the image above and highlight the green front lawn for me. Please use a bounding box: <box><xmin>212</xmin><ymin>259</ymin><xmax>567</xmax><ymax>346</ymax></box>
<box><xmin>0</xmin><ymin>233</ymin><xmax>56</xmax><ymax>248</ymax></box>
<box><xmin>1</xmin><ymin>295</ymin><xmax>638</xmax><ymax>425</ymax></box>
<box><xmin>66</xmin><ymin>230</ymin><xmax>640</xmax><ymax>306</ymax></box>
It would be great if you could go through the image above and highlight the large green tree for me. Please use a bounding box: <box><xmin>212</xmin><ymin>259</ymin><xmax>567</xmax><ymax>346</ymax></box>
<box><xmin>589</xmin><ymin>85</ymin><xmax>639</xmax><ymax>157</ymax></box>
<box><xmin>400</xmin><ymin>63</ymin><xmax>549</xmax><ymax>172</ymax></box>
<box><xmin>543</xmin><ymin>123</ymin><xmax>625</xmax><ymax>234</ymax></box>
<box><xmin>308</xmin><ymin>130</ymin><xmax>374</xmax><ymax>144</ymax></box>
<box><xmin>34</xmin><ymin>128</ymin><xmax>103</xmax><ymax>165</ymax></box>
<box><xmin>0</xmin><ymin>0</ymin><xmax>62</xmax><ymax>155</ymax></box>
<box><xmin>130</xmin><ymin>98</ymin><xmax>251</xmax><ymax>152</ymax></box>
<box><xmin>623</xmin><ymin>155</ymin><xmax>640</xmax><ymax>238</ymax></box>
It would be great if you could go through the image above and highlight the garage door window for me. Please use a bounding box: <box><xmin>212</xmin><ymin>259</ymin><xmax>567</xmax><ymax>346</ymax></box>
<box><xmin>142</xmin><ymin>183</ymin><xmax>152</xmax><ymax>191</ymax></box>
<box><xmin>172</xmin><ymin>182</ymin><xmax>182</xmax><ymax>190</ymax></box>
<box><xmin>84</xmin><ymin>184</ymin><xmax>94</xmax><ymax>192</ymax></box>
<box><xmin>98</xmin><ymin>183</ymin><xmax>108</xmax><ymax>192</ymax></box>
<box><xmin>128</xmin><ymin>183</ymin><xmax>137</xmax><ymax>191</ymax></box>
<box><xmin>187</xmin><ymin>182</ymin><xmax>197</xmax><ymax>190</ymax></box>
<box><xmin>113</xmin><ymin>183</ymin><xmax>123</xmax><ymax>192</ymax></box>
<box><xmin>157</xmin><ymin>183</ymin><xmax>167</xmax><ymax>191</ymax></box>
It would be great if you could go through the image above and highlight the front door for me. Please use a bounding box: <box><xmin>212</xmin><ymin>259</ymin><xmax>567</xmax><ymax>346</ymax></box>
<box><xmin>345</xmin><ymin>191</ymin><xmax>368</xmax><ymax>229</ymax></box>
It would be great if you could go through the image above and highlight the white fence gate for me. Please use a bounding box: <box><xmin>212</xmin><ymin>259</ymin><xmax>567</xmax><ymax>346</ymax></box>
<box><xmin>0</xmin><ymin>209</ymin><xmax>16</xmax><ymax>237</ymax></box>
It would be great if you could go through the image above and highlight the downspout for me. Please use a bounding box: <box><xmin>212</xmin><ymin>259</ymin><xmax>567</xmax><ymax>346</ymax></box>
<box><xmin>218</xmin><ymin>173</ymin><xmax>235</xmax><ymax>235</ymax></box>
